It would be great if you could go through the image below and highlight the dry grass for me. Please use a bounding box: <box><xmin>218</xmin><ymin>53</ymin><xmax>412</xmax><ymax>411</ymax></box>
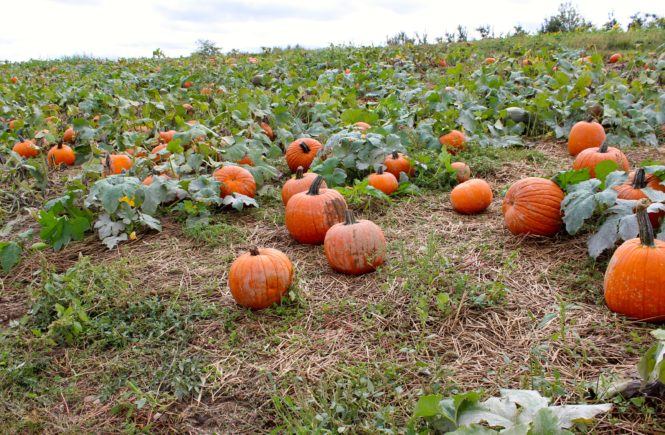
<box><xmin>2</xmin><ymin>141</ymin><xmax>665</xmax><ymax>433</ymax></box>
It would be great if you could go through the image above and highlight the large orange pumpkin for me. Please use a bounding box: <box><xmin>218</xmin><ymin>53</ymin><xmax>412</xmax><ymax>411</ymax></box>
<box><xmin>368</xmin><ymin>166</ymin><xmax>398</xmax><ymax>195</ymax></box>
<box><xmin>450</xmin><ymin>179</ymin><xmax>493</xmax><ymax>214</ymax></box>
<box><xmin>324</xmin><ymin>210</ymin><xmax>386</xmax><ymax>275</ymax></box>
<box><xmin>47</xmin><ymin>142</ymin><xmax>76</xmax><ymax>167</ymax></box>
<box><xmin>213</xmin><ymin>165</ymin><xmax>256</xmax><ymax>198</ymax></box>
<box><xmin>503</xmin><ymin>178</ymin><xmax>565</xmax><ymax>236</ymax></box>
<box><xmin>103</xmin><ymin>154</ymin><xmax>133</xmax><ymax>176</ymax></box>
<box><xmin>572</xmin><ymin>142</ymin><xmax>629</xmax><ymax>177</ymax></box>
<box><xmin>285</xmin><ymin>138</ymin><xmax>322</xmax><ymax>172</ymax></box>
<box><xmin>285</xmin><ymin>176</ymin><xmax>347</xmax><ymax>244</ymax></box>
<box><xmin>615</xmin><ymin>169</ymin><xmax>665</xmax><ymax>229</ymax></box>
<box><xmin>567</xmin><ymin>119</ymin><xmax>605</xmax><ymax>156</ymax></box>
<box><xmin>439</xmin><ymin>130</ymin><xmax>466</xmax><ymax>155</ymax></box>
<box><xmin>383</xmin><ymin>151</ymin><xmax>413</xmax><ymax>178</ymax></box>
<box><xmin>12</xmin><ymin>140</ymin><xmax>39</xmax><ymax>158</ymax></box>
<box><xmin>604</xmin><ymin>199</ymin><xmax>665</xmax><ymax>321</ymax></box>
<box><xmin>228</xmin><ymin>247</ymin><xmax>294</xmax><ymax>310</ymax></box>
<box><xmin>281</xmin><ymin>166</ymin><xmax>326</xmax><ymax>206</ymax></box>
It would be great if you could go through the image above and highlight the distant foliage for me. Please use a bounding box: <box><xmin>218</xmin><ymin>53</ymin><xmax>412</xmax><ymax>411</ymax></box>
<box><xmin>512</xmin><ymin>25</ymin><xmax>529</xmax><ymax>37</ymax></box>
<box><xmin>386</xmin><ymin>32</ymin><xmax>416</xmax><ymax>46</ymax></box>
<box><xmin>194</xmin><ymin>39</ymin><xmax>221</xmax><ymax>56</ymax></box>
<box><xmin>628</xmin><ymin>12</ymin><xmax>665</xmax><ymax>30</ymax></box>
<box><xmin>539</xmin><ymin>2</ymin><xmax>593</xmax><ymax>33</ymax></box>
<box><xmin>476</xmin><ymin>25</ymin><xmax>493</xmax><ymax>39</ymax></box>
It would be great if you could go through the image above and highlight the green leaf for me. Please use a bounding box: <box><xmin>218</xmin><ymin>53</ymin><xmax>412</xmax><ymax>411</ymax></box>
<box><xmin>529</xmin><ymin>408</ymin><xmax>561</xmax><ymax>435</ymax></box>
<box><xmin>0</xmin><ymin>242</ymin><xmax>22</xmax><ymax>273</ymax></box>
<box><xmin>414</xmin><ymin>394</ymin><xmax>444</xmax><ymax>418</ymax></box>
<box><xmin>552</xmin><ymin>169</ymin><xmax>590</xmax><ymax>191</ymax></box>
<box><xmin>594</xmin><ymin>161</ymin><xmax>618</xmax><ymax>188</ymax></box>
<box><xmin>340</xmin><ymin>108</ymin><xmax>379</xmax><ymax>125</ymax></box>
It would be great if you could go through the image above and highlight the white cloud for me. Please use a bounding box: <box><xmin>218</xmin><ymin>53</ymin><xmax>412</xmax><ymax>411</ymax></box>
<box><xmin>0</xmin><ymin>0</ymin><xmax>662</xmax><ymax>61</ymax></box>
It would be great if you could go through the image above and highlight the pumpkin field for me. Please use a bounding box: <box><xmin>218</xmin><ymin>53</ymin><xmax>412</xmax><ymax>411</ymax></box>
<box><xmin>2</xmin><ymin>29</ymin><xmax>665</xmax><ymax>433</ymax></box>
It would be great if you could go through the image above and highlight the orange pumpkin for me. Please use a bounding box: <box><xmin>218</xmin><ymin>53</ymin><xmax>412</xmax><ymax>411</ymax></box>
<box><xmin>437</xmin><ymin>58</ymin><xmax>448</xmax><ymax>68</ymax></box>
<box><xmin>324</xmin><ymin>210</ymin><xmax>386</xmax><ymax>275</ymax></box>
<box><xmin>451</xmin><ymin>162</ymin><xmax>471</xmax><ymax>183</ymax></box>
<box><xmin>615</xmin><ymin>169</ymin><xmax>665</xmax><ymax>229</ymax></box>
<box><xmin>285</xmin><ymin>138</ymin><xmax>322</xmax><ymax>172</ymax></box>
<box><xmin>182</xmin><ymin>103</ymin><xmax>194</xmax><ymax>114</ymax></box>
<box><xmin>383</xmin><ymin>151</ymin><xmax>413</xmax><ymax>178</ymax></box>
<box><xmin>484</xmin><ymin>57</ymin><xmax>496</xmax><ymax>64</ymax></box>
<box><xmin>522</xmin><ymin>59</ymin><xmax>532</xmax><ymax>66</ymax></box>
<box><xmin>12</xmin><ymin>140</ymin><xmax>39</xmax><ymax>158</ymax></box>
<box><xmin>237</xmin><ymin>154</ymin><xmax>254</xmax><ymax>166</ymax></box>
<box><xmin>608</xmin><ymin>53</ymin><xmax>622</xmax><ymax>64</ymax></box>
<box><xmin>439</xmin><ymin>130</ymin><xmax>466</xmax><ymax>155</ymax></box>
<box><xmin>568</xmin><ymin>119</ymin><xmax>606</xmax><ymax>156</ymax></box>
<box><xmin>604</xmin><ymin>199</ymin><xmax>665</xmax><ymax>321</ymax></box>
<box><xmin>353</xmin><ymin>121</ymin><xmax>371</xmax><ymax>132</ymax></box>
<box><xmin>450</xmin><ymin>179</ymin><xmax>493</xmax><ymax>214</ymax></box>
<box><xmin>182</xmin><ymin>81</ymin><xmax>193</xmax><ymax>88</ymax></box>
<box><xmin>159</xmin><ymin>130</ymin><xmax>176</xmax><ymax>143</ymax></box>
<box><xmin>260</xmin><ymin>121</ymin><xmax>275</xmax><ymax>140</ymax></box>
<box><xmin>647</xmin><ymin>174</ymin><xmax>665</xmax><ymax>193</ymax></box>
<box><xmin>285</xmin><ymin>176</ymin><xmax>347</xmax><ymax>244</ymax></box>
<box><xmin>503</xmin><ymin>178</ymin><xmax>564</xmax><ymax>236</ymax></box>
<box><xmin>103</xmin><ymin>154</ymin><xmax>133</xmax><ymax>176</ymax></box>
<box><xmin>47</xmin><ymin>142</ymin><xmax>76</xmax><ymax>167</ymax></box>
<box><xmin>63</xmin><ymin>127</ymin><xmax>75</xmax><ymax>143</ymax></box>
<box><xmin>228</xmin><ymin>247</ymin><xmax>294</xmax><ymax>310</ymax></box>
<box><xmin>150</xmin><ymin>143</ymin><xmax>170</xmax><ymax>162</ymax></box>
<box><xmin>213</xmin><ymin>165</ymin><xmax>256</xmax><ymax>198</ymax></box>
<box><xmin>10</xmin><ymin>76</ymin><xmax>18</xmax><ymax>84</ymax></box>
<box><xmin>572</xmin><ymin>142</ymin><xmax>629</xmax><ymax>178</ymax></box>
<box><xmin>281</xmin><ymin>166</ymin><xmax>326</xmax><ymax>206</ymax></box>
<box><xmin>143</xmin><ymin>172</ymin><xmax>171</xmax><ymax>186</ymax></box>
<box><xmin>368</xmin><ymin>166</ymin><xmax>398</xmax><ymax>195</ymax></box>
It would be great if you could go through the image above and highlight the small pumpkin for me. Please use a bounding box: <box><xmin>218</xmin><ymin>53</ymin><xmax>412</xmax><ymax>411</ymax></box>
<box><xmin>285</xmin><ymin>176</ymin><xmax>347</xmax><ymax>244</ymax></box>
<box><xmin>568</xmin><ymin>118</ymin><xmax>606</xmax><ymax>156</ymax></box>
<box><xmin>353</xmin><ymin>121</ymin><xmax>371</xmax><ymax>132</ymax></box>
<box><xmin>10</xmin><ymin>76</ymin><xmax>18</xmax><ymax>84</ymax></box>
<box><xmin>608</xmin><ymin>53</ymin><xmax>622</xmax><ymax>64</ymax></box>
<box><xmin>281</xmin><ymin>166</ymin><xmax>326</xmax><ymax>206</ymax></box>
<box><xmin>572</xmin><ymin>142</ymin><xmax>629</xmax><ymax>178</ymax></box>
<box><xmin>324</xmin><ymin>210</ymin><xmax>386</xmax><ymax>275</ymax></box>
<box><xmin>260</xmin><ymin>121</ymin><xmax>275</xmax><ymax>140</ymax></box>
<box><xmin>159</xmin><ymin>130</ymin><xmax>176</xmax><ymax>143</ymax></box>
<box><xmin>484</xmin><ymin>57</ymin><xmax>496</xmax><ymax>64</ymax></box>
<box><xmin>143</xmin><ymin>170</ymin><xmax>171</xmax><ymax>186</ymax></box>
<box><xmin>237</xmin><ymin>154</ymin><xmax>255</xmax><ymax>166</ymax></box>
<box><xmin>450</xmin><ymin>179</ymin><xmax>493</xmax><ymax>214</ymax></box>
<box><xmin>503</xmin><ymin>177</ymin><xmax>564</xmax><ymax>236</ymax></box>
<box><xmin>647</xmin><ymin>173</ymin><xmax>665</xmax><ymax>193</ymax></box>
<box><xmin>150</xmin><ymin>143</ymin><xmax>170</xmax><ymax>162</ymax></box>
<box><xmin>437</xmin><ymin>58</ymin><xmax>447</xmax><ymax>68</ymax></box>
<box><xmin>228</xmin><ymin>247</ymin><xmax>294</xmax><ymax>310</ymax></box>
<box><xmin>451</xmin><ymin>162</ymin><xmax>471</xmax><ymax>183</ymax></box>
<box><xmin>383</xmin><ymin>151</ymin><xmax>413</xmax><ymax>178</ymax></box>
<box><xmin>103</xmin><ymin>154</ymin><xmax>133</xmax><ymax>176</ymax></box>
<box><xmin>182</xmin><ymin>80</ymin><xmax>193</xmax><ymax>88</ymax></box>
<box><xmin>522</xmin><ymin>59</ymin><xmax>532</xmax><ymax>66</ymax></box>
<box><xmin>604</xmin><ymin>199</ymin><xmax>665</xmax><ymax>321</ymax></box>
<box><xmin>63</xmin><ymin>127</ymin><xmax>75</xmax><ymax>143</ymax></box>
<box><xmin>47</xmin><ymin>142</ymin><xmax>76</xmax><ymax>167</ymax></box>
<box><xmin>438</xmin><ymin>130</ymin><xmax>466</xmax><ymax>155</ymax></box>
<box><xmin>12</xmin><ymin>140</ymin><xmax>39</xmax><ymax>158</ymax></box>
<box><xmin>615</xmin><ymin>169</ymin><xmax>665</xmax><ymax>229</ymax></box>
<box><xmin>368</xmin><ymin>166</ymin><xmax>398</xmax><ymax>195</ymax></box>
<box><xmin>213</xmin><ymin>165</ymin><xmax>256</xmax><ymax>198</ymax></box>
<box><xmin>182</xmin><ymin>103</ymin><xmax>194</xmax><ymax>115</ymax></box>
<box><xmin>285</xmin><ymin>138</ymin><xmax>322</xmax><ymax>172</ymax></box>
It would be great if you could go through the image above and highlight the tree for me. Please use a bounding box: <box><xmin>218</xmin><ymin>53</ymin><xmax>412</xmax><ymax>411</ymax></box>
<box><xmin>456</xmin><ymin>25</ymin><xmax>468</xmax><ymax>42</ymax></box>
<box><xmin>539</xmin><ymin>2</ymin><xmax>592</xmax><ymax>33</ymax></box>
<box><xmin>603</xmin><ymin>12</ymin><xmax>620</xmax><ymax>31</ymax></box>
<box><xmin>476</xmin><ymin>25</ymin><xmax>492</xmax><ymax>39</ymax></box>
<box><xmin>512</xmin><ymin>25</ymin><xmax>528</xmax><ymax>37</ymax></box>
<box><xmin>628</xmin><ymin>12</ymin><xmax>665</xmax><ymax>30</ymax></box>
<box><xmin>194</xmin><ymin>39</ymin><xmax>221</xmax><ymax>57</ymax></box>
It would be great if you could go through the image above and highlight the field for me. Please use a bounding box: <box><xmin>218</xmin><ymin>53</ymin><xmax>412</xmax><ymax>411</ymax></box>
<box><xmin>1</xmin><ymin>30</ymin><xmax>665</xmax><ymax>433</ymax></box>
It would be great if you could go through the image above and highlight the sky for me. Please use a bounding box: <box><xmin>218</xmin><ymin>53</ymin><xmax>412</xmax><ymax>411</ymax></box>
<box><xmin>0</xmin><ymin>0</ymin><xmax>662</xmax><ymax>61</ymax></box>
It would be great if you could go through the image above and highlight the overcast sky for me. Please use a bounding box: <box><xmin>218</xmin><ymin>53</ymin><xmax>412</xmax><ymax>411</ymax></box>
<box><xmin>1</xmin><ymin>0</ymin><xmax>662</xmax><ymax>61</ymax></box>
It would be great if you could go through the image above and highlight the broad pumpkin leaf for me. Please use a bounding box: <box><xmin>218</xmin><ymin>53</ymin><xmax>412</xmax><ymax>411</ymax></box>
<box><xmin>0</xmin><ymin>241</ymin><xmax>22</xmax><ymax>273</ymax></box>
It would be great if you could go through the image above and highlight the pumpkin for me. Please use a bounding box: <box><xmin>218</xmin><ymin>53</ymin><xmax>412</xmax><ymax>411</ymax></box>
<box><xmin>450</xmin><ymin>179</ymin><xmax>493</xmax><ymax>214</ymax></box>
<box><xmin>608</xmin><ymin>53</ymin><xmax>622</xmax><ymax>64</ymax></box>
<box><xmin>615</xmin><ymin>169</ymin><xmax>665</xmax><ymax>229</ymax></box>
<box><xmin>604</xmin><ymin>199</ymin><xmax>665</xmax><ymax>321</ymax></box>
<box><xmin>437</xmin><ymin>58</ymin><xmax>447</xmax><ymax>68</ymax></box>
<box><xmin>324</xmin><ymin>210</ymin><xmax>386</xmax><ymax>275</ymax></box>
<box><xmin>438</xmin><ymin>130</ymin><xmax>466</xmax><ymax>155</ymax></box>
<box><xmin>103</xmin><ymin>154</ymin><xmax>133</xmax><ymax>176</ymax></box>
<box><xmin>159</xmin><ymin>130</ymin><xmax>176</xmax><ymax>143</ymax></box>
<box><xmin>12</xmin><ymin>140</ymin><xmax>39</xmax><ymax>158</ymax></box>
<box><xmin>213</xmin><ymin>165</ymin><xmax>256</xmax><ymax>198</ymax></box>
<box><xmin>383</xmin><ymin>151</ymin><xmax>413</xmax><ymax>178</ymax></box>
<box><xmin>572</xmin><ymin>142</ymin><xmax>629</xmax><ymax>177</ymax></box>
<box><xmin>237</xmin><ymin>154</ymin><xmax>254</xmax><ymax>166</ymax></box>
<box><xmin>143</xmin><ymin>171</ymin><xmax>171</xmax><ymax>186</ymax></box>
<box><xmin>182</xmin><ymin>80</ymin><xmax>193</xmax><ymax>88</ymax></box>
<box><xmin>150</xmin><ymin>143</ymin><xmax>170</xmax><ymax>162</ymax></box>
<box><xmin>47</xmin><ymin>142</ymin><xmax>76</xmax><ymax>167</ymax></box>
<box><xmin>353</xmin><ymin>121</ymin><xmax>371</xmax><ymax>132</ymax></box>
<box><xmin>451</xmin><ymin>162</ymin><xmax>471</xmax><ymax>183</ymax></box>
<box><xmin>484</xmin><ymin>57</ymin><xmax>496</xmax><ymax>64</ymax></box>
<box><xmin>568</xmin><ymin>119</ymin><xmax>606</xmax><ymax>156</ymax></box>
<box><xmin>281</xmin><ymin>166</ymin><xmax>326</xmax><ymax>205</ymax></box>
<box><xmin>63</xmin><ymin>127</ymin><xmax>75</xmax><ymax>143</ymax></box>
<box><xmin>285</xmin><ymin>176</ymin><xmax>347</xmax><ymax>244</ymax></box>
<box><xmin>259</xmin><ymin>121</ymin><xmax>275</xmax><ymax>140</ymax></box>
<box><xmin>522</xmin><ymin>59</ymin><xmax>532</xmax><ymax>66</ymax></box>
<box><xmin>285</xmin><ymin>138</ymin><xmax>322</xmax><ymax>172</ymax></box>
<box><xmin>228</xmin><ymin>247</ymin><xmax>294</xmax><ymax>310</ymax></box>
<box><xmin>368</xmin><ymin>166</ymin><xmax>398</xmax><ymax>195</ymax></box>
<box><xmin>503</xmin><ymin>177</ymin><xmax>564</xmax><ymax>236</ymax></box>
<box><xmin>647</xmin><ymin>173</ymin><xmax>665</xmax><ymax>193</ymax></box>
<box><xmin>10</xmin><ymin>76</ymin><xmax>18</xmax><ymax>84</ymax></box>
<box><xmin>182</xmin><ymin>103</ymin><xmax>194</xmax><ymax>114</ymax></box>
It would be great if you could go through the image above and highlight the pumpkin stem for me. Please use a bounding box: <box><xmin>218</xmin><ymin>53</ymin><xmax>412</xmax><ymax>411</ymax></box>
<box><xmin>636</xmin><ymin>199</ymin><xmax>655</xmax><ymax>247</ymax></box>
<box><xmin>586</xmin><ymin>115</ymin><xmax>596</xmax><ymax>123</ymax></box>
<box><xmin>295</xmin><ymin>166</ymin><xmax>304</xmax><ymax>179</ymax></box>
<box><xmin>249</xmin><ymin>247</ymin><xmax>260</xmax><ymax>256</ymax></box>
<box><xmin>391</xmin><ymin>151</ymin><xmax>399</xmax><ymax>159</ymax></box>
<box><xmin>57</xmin><ymin>141</ymin><xmax>63</xmax><ymax>150</ymax></box>
<box><xmin>598</xmin><ymin>141</ymin><xmax>609</xmax><ymax>153</ymax></box>
<box><xmin>376</xmin><ymin>165</ymin><xmax>384</xmax><ymax>175</ymax></box>
<box><xmin>632</xmin><ymin>168</ymin><xmax>647</xmax><ymax>189</ymax></box>
<box><xmin>307</xmin><ymin>175</ymin><xmax>325</xmax><ymax>195</ymax></box>
<box><xmin>104</xmin><ymin>155</ymin><xmax>111</xmax><ymax>171</ymax></box>
<box><xmin>344</xmin><ymin>209</ymin><xmax>357</xmax><ymax>225</ymax></box>
<box><xmin>299</xmin><ymin>141</ymin><xmax>311</xmax><ymax>154</ymax></box>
